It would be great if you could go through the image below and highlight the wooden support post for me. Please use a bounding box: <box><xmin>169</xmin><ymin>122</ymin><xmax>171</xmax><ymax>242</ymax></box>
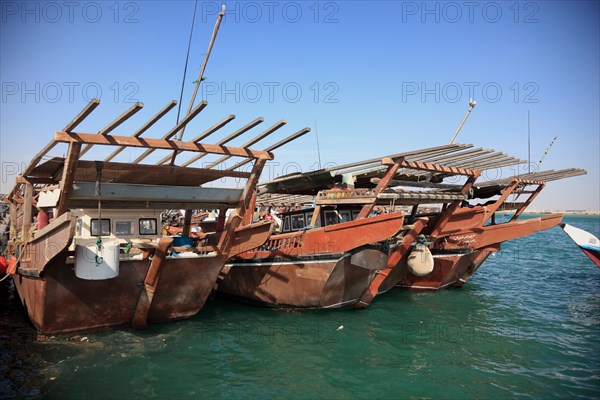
<box><xmin>410</xmin><ymin>205</ymin><xmax>419</xmax><ymax>219</ymax></box>
<box><xmin>481</xmin><ymin>179</ymin><xmax>519</xmax><ymax>216</ymax></box>
<box><xmin>430</xmin><ymin>173</ymin><xmax>479</xmax><ymax>237</ymax></box>
<box><xmin>243</xmin><ymin>191</ymin><xmax>258</xmax><ymax>225</ymax></box>
<box><xmin>310</xmin><ymin>205</ymin><xmax>321</xmax><ymax>227</ymax></box>
<box><xmin>182</xmin><ymin>210</ymin><xmax>192</xmax><ymax>237</ymax></box>
<box><xmin>216</xmin><ymin>208</ymin><xmax>227</xmax><ymax>232</ymax></box>
<box><xmin>355</xmin><ymin>218</ymin><xmax>428</xmax><ymax>308</ymax></box>
<box><xmin>55</xmin><ymin>142</ymin><xmax>82</xmax><ymax>217</ymax></box>
<box><xmin>9</xmin><ymin>203</ymin><xmax>17</xmax><ymax>242</ymax></box>
<box><xmin>357</xmin><ymin>159</ymin><xmax>401</xmax><ymax>219</ymax></box>
<box><xmin>511</xmin><ymin>183</ymin><xmax>545</xmax><ymax>221</ymax></box>
<box><xmin>131</xmin><ymin>237</ymin><xmax>173</xmax><ymax>330</ymax></box>
<box><xmin>218</xmin><ymin>159</ymin><xmax>267</xmax><ymax>255</ymax></box>
<box><xmin>22</xmin><ymin>182</ymin><xmax>33</xmax><ymax>237</ymax></box>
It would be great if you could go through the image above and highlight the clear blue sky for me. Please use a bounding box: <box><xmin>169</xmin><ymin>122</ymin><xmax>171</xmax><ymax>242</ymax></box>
<box><xmin>1</xmin><ymin>0</ymin><xmax>598</xmax><ymax>210</ymax></box>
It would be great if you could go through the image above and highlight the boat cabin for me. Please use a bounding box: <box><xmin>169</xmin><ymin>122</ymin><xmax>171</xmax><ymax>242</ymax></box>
<box><xmin>74</xmin><ymin>209</ymin><xmax>161</xmax><ymax>242</ymax></box>
<box><xmin>278</xmin><ymin>205</ymin><xmax>364</xmax><ymax>233</ymax></box>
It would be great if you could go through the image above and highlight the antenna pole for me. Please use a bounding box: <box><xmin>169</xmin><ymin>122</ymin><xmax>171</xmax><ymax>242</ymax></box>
<box><xmin>315</xmin><ymin>119</ymin><xmax>322</xmax><ymax>169</ymax></box>
<box><xmin>528</xmin><ymin>110</ymin><xmax>531</xmax><ymax>173</ymax></box>
<box><xmin>449</xmin><ymin>98</ymin><xmax>477</xmax><ymax>144</ymax></box>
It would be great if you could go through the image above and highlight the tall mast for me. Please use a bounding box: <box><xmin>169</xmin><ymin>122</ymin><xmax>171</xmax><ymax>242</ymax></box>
<box><xmin>171</xmin><ymin>4</ymin><xmax>226</xmax><ymax>165</ymax></box>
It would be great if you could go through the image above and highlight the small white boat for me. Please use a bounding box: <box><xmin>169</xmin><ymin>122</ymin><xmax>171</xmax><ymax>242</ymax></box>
<box><xmin>561</xmin><ymin>223</ymin><xmax>600</xmax><ymax>268</ymax></box>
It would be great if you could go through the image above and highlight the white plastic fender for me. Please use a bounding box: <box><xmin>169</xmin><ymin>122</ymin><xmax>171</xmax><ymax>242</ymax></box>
<box><xmin>407</xmin><ymin>244</ymin><xmax>434</xmax><ymax>276</ymax></box>
<box><xmin>75</xmin><ymin>241</ymin><xmax>120</xmax><ymax>280</ymax></box>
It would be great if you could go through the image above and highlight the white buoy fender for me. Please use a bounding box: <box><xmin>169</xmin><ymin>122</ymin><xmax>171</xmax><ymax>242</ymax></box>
<box><xmin>75</xmin><ymin>241</ymin><xmax>120</xmax><ymax>280</ymax></box>
<box><xmin>407</xmin><ymin>244</ymin><xmax>434</xmax><ymax>276</ymax></box>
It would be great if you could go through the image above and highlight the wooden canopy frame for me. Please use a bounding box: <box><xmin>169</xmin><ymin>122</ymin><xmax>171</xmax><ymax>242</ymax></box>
<box><xmin>3</xmin><ymin>98</ymin><xmax>311</xmax><ymax>241</ymax></box>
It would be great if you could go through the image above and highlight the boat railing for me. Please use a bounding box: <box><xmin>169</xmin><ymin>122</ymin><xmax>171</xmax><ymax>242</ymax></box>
<box><xmin>258</xmin><ymin>232</ymin><xmax>305</xmax><ymax>252</ymax></box>
<box><xmin>315</xmin><ymin>188</ymin><xmax>375</xmax><ymax>205</ymax></box>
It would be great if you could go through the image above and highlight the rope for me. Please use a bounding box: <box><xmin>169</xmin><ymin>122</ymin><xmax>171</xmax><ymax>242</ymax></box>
<box><xmin>95</xmin><ymin>161</ymin><xmax>104</xmax><ymax>266</ymax></box>
<box><xmin>0</xmin><ymin>227</ymin><xmax>34</xmax><ymax>282</ymax></box>
<box><xmin>176</xmin><ymin>0</ymin><xmax>199</xmax><ymax>125</ymax></box>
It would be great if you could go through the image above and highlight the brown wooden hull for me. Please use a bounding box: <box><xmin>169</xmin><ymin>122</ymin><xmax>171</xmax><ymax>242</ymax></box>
<box><xmin>10</xmin><ymin>214</ymin><xmax>273</xmax><ymax>334</ymax></box>
<box><xmin>218</xmin><ymin>213</ymin><xmax>405</xmax><ymax>308</ymax></box>
<box><xmin>13</xmin><ymin>254</ymin><xmax>224</xmax><ymax>335</ymax></box>
<box><xmin>386</xmin><ymin>214</ymin><xmax>563</xmax><ymax>291</ymax></box>
<box><xmin>218</xmin><ymin>254</ymin><xmax>378</xmax><ymax>308</ymax></box>
<box><xmin>389</xmin><ymin>246</ymin><xmax>498</xmax><ymax>290</ymax></box>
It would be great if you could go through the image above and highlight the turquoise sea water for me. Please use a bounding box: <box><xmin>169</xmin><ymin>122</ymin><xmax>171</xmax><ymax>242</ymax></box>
<box><xmin>1</xmin><ymin>215</ymin><xmax>599</xmax><ymax>399</ymax></box>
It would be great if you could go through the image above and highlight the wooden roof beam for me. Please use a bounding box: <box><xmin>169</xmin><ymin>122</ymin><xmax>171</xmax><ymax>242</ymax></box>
<box><xmin>470</xmin><ymin>158</ymin><xmax>525</xmax><ymax>170</ymax></box>
<box><xmin>181</xmin><ymin>117</ymin><xmax>265</xmax><ymax>167</ymax></box>
<box><xmin>337</xmin><ymin>163</ymin><xmax>384</xmax><ymax>176</ymax></box>
<box><xmin>76</xmin><ymin>160</ymin><xmax>251</xmax><ymax>181</ymax></box>
<box><xmin>54</xmin><ymin>131</ymin><xmax>274</xmax><ymax>160</ymax></box>
<box><xmin>155</xmin><ymin>114</ymin><xmax>237</xmax><ymax>165</ymax></box>
<box><xmin>227</xmin><ymin>127</ymin><xmax>311</xmax><ymax>171</ymax></box>
<box><xmin>403</xmin><ymin>144</ymin><xmax>473</xmax><ymax>163</ymax></box>
<box><xmin>105</xmin><ymin>100</ymin><xmax>178</xmax><ymax>162</ymax></box>
<box><xmin>205</xmin><ymin>119</ymin><xmax>287</xmax><ymax>169</ymax></box>
<box><xmin>478</xmin><ymin>169</ymin><xmax>586</xmax><ymax>187</ymax></box>
<box><xmin>7</xmin><ymin>98</ymin><xmax>100</xmax><ymax>200</ymax></box>
<box><xmin>391</xmin><ymin>158</ymin><xmax>479</xmax><ymax>177</ymax></box>
<box><xmin>422</xmin><ymin>148</ymin><xmax>492</xmax><ymax>164</ymax></box>
<box><xmin>451</xmin><ymin>153</ymin><xmax>509</xmax><ymax>169</ymax></box>
<box><xmin>79</xmin><ymin>102</ymin><xmax>144</xmax><ymax>157</ymax></box>
<box><xmin>133</xmin><ymin>100</ymin><xmax>208</xmax><ymax>164</ymax></box>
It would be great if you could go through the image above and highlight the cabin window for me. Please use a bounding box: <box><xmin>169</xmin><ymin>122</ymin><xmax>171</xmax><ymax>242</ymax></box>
<box><xmin>291</xmin><ymin>214</ymin><xmax>305</xmax><ymax>231</ymax></box>
<box><xmin>115</xmin><ymin>221</ymin><xmax>134</xmax><ymax>235</ymax></box>
<box><xmin>91</xmin><ymin>219</ymin><xmax>111</xmax><ymax>236</ymax></box>
<box><xmin>340</xmin><ymin>210</ymin><xmax>352</xmax><ymax>223</ymax></box>
<box><xmin>324</xmin><ymin>210</ymin><xmax>339</xmax><ymax>226</ymax></box>
<box><xmin>283</xmin><ymin>216</ymin><xmax>290</xmax><ymax>232</ymax></box>
<box><xmin>352</xmin><ymin>210</ymin><xmax>360</xmax><ymax>220</ymax></box>
<box><xmin>139</xmin><ymin>218</ymin><xmax>157</xmax><ymax>235</ymax></box>
<box><xmin>305</xmin><ymin>212</ymin><xmax>314</xmax><ymax>226</ymax></box>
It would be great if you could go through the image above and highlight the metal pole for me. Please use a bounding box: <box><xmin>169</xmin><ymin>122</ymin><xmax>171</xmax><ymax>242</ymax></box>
<box><xmin>315</xmin><ymin>119</ymin><xmax>322</xmax><ymax>169</ymax></box>
<box><xmin>528</xmin><ymin>110</ymin><xmax>531</xmax><ymax>173</ymax></box>
<box><xmin>449</xmin><ymin>98</ymin><xmax>477</xmax><ymax>144</ymax></box>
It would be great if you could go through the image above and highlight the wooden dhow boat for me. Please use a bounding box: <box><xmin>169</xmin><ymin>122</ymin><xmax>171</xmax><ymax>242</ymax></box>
<box><xmin>1</xmin><ymin>98</ymin><xmax>308</xmax><ymax>334</ymax></box>
<box><xmin>218</xmin><ymin>143</ymin><xmax>586</xmax><ymax>309</ymax></box>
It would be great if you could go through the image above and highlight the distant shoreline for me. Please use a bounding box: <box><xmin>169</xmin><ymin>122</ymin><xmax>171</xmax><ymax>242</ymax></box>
<box><xmin>498</xmin><ymin>210</ymin><xmax>600</xmax><ymax>216</ymax></box>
